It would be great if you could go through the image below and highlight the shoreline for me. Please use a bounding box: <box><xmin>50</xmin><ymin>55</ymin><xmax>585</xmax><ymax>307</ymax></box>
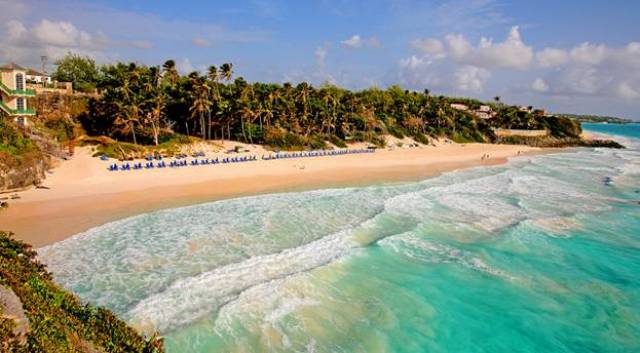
<box><xmin>0</xmin><ymin>142</ymin><xmax>546</xmax><ymax>247</ymax></box>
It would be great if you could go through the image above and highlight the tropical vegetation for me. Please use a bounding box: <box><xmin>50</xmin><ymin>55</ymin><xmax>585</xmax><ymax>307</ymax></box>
<box><xmin>0</xmin><ymin>231</ymin><xmax>164</xmax><ymax>352</ymax></box>
<box><xmin>47</xmin><ymin>53</ymin><xmax>585</xmax><ymax>151</ymax></box>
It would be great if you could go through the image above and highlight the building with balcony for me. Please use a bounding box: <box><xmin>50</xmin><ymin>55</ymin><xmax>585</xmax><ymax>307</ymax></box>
<box><xmin>0</xmin><ymin>62</ymin><xmax>37</xmax><ymax>124</ymax></box>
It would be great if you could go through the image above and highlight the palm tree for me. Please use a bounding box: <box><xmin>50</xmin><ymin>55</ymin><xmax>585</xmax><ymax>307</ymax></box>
<box><xmin>162</xmin><ymin>60</ymin><xmax>178</xmax><ymax>86</ymax></box>
<box><xmin>206</xmin><ymin>65</ymin><xmax>220</xmax><ymax>140</ymax></box>
<box><xmin>296</xmin><ymin>82</ymin><xmax>312</xmax><ymax>135</ymax></box>
<box><xmin>143</xmin><ymin>66</ymin><xmax>166</xmax><ymax>145</ymax></box>
<box><xmin>190</xmin><ymin>77</ymin><xmax>211</xmax><ymax>139</ymax></box>
<box><xmin>220</xmin><ymin>63</ymin><xmax>233</xmax><ymax>82</ymax></box>
<box><xmin>237</xmin><ymin>84</ymin><xmax>255</xmax><ymax>143</ymax></box>
<box><xmin>116</xmin><ymin>70</ymin><xmax>142</xmax><ymax>144</ymax></box>
<box><xmin>115</xmin><ymin>100</ymin><xmax>140</xmax><ymax>145</ymax></box>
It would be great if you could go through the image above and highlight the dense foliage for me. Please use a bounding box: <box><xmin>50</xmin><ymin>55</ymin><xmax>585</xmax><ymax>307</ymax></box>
<box><xmin>73</xmin><ymin>58</ymin><xmax>583</xmax><ymax>150</ymax></box>
<box><xmin>0</xmin><ymin>231</ymin><xmax>164</xmax><ymax>352</ymax></box>
<box><xmin>0</xmin><ymin>116</ymin><xmax>37</xmax><ymax>157</ymax></box>
<box><xmin>52</xmin><ymin>53</ymin><xmax>100</xmax><ymax>93</ymax></box>
<box><xmin>0</xmin><ymin>114</ymin><xmax>44</xmax><ymax>173</ymax></box>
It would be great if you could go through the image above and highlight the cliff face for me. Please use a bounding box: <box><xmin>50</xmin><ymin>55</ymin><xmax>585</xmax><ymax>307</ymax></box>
<box><xmin>0</xmin><ymin>93</ymin><xmax>83</xmax><ymax>192</ymax></box>
<box><xmin>0</xmin><ymin>155</ymin><xmax>48</xmax><ymax>191</ymax></box>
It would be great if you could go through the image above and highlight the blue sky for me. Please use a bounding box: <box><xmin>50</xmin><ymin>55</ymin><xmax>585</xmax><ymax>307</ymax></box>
<box><xmin>1</xmin><ymin>0</ymin><xmax>639</xmax><ymax>119</ymax></box>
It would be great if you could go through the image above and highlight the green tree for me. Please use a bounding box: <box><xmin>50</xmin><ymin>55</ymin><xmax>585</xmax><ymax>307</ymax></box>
<box><xmin>52</xmin><ymin>52</ymin><xmax>100</xmax><ymax>92</ymax></box>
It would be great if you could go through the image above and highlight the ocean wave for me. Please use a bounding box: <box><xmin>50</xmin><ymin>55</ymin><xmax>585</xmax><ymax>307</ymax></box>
<box><xmin>378</xmin><ymin>233</ymin><xmax>513</xmax><ymax>279</ymax></box>
<box><xmin>125</xmin><ymin>226</ymin><xmax>361</xmax><ymax>333</ymax></box>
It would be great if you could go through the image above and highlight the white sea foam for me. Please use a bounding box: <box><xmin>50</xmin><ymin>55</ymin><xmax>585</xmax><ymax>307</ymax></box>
<box><xmin>126</xmin><ymin>227</ymin><xmax>359</xmax><ymax>333</ymax></box>
<box><xmin>379</xmin><ymin>233</ymin><xmax>513</xmax><ymax>279</ymax></box>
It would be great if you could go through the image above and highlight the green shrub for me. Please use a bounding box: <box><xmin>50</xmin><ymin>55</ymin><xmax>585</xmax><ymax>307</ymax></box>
<box><xmin>327</xmin><ymin>134</ymin><xmax>347</xmax><ymax>148</ymax></box>
<box><xmin>0</xmin><ymin>117</ymin><xmax>38</xmax><ymax>156</ymax></box>
<box><xmin>308</xmin><ymin>134</ymin><xmax>327</xmax><ymax>150</ymax></box>
<box><xmin>0</xmin><ymin>231</ymin><xmax>164</xmax><ymax>352</ymax></box>
<box><xmin>386</xmin><ymin>125</ymin><xmax>406</xmax><ymax>139</ymax></box>
<box><xmin>413</xmin><ymin>132</ymin><xmax>430</xmax><ymax>145</ymax></box>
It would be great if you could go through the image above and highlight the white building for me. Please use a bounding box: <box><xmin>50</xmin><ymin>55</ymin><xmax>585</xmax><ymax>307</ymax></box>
<box><xmin>450</xmin><ymin>103</ymin><xmax>469</xmax><ymax>111</ymax></box>
<box><xmin>26</xmin><ymin>69</ymin><xmax>52</xmax><ymax>85</ymax></box>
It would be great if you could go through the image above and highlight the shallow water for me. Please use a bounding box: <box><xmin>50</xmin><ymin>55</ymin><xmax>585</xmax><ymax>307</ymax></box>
<box><xmin>40</xmin><ymin>123</ymin><xmax>640</xmax><ymax>352</ymax></box>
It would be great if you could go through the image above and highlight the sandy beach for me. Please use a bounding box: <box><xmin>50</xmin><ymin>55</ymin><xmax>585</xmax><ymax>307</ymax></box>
<box><xmin>0</xmin><ymin>141</ymin><xmax>540</xmax><ymax>247</ymax></box>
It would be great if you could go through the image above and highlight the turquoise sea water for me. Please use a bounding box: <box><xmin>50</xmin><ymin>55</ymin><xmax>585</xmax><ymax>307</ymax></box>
<box><xmin>39</xmin><ymin>123</ymin><xmax>640</xmax><ymax>353</ymax></box>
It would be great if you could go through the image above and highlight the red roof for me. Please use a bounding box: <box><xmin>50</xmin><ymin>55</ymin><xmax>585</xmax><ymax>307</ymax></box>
<box><xmin>0</xmin><ymin>62</ymin><xmax>27</xmax><ymax>71</ymax></box>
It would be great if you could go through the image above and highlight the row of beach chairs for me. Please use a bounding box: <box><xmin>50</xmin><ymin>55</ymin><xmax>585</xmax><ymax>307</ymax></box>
<box><xmin>107</xmin><ymin>148</ymin><xmax>375</xmax><ymax>172</ymax></box>
<box><xmin>262</xmin><ymin>148</ymin><xmax>374</xmax><ymax>160</ymax></box>
<box><xmin>108</xmin><ymin>156</ymin><xmax>258</xmax><ymax>171</ymax></box>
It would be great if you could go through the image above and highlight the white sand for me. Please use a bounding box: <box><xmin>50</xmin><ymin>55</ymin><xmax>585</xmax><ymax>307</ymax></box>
<box><xmin>0</xmin><ymin>140</ymin><xmax>539</xmax><ymax>246</ymax></box>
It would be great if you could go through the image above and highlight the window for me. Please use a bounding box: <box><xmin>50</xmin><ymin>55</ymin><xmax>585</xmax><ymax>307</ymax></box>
<box><xmin>17</xmin><ymin>98</ymin><xmax>25</xmax><ymax>111</ymax></box>
<box><xmin>16</xmin><ymin>73</ymin><xmax>24</xmax><ymax>91</ymax></box>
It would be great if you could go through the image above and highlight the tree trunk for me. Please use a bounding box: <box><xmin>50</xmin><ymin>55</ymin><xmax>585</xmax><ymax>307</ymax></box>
<box><xmin>152</xmin><ymin>122</ymin><xmax>159</xmax><ymax>146</ymax></box>
<box><xmin>207</xmin><ymin>110</ymin><xmax>212</xmax><ymax>140</ymax></box>
<box><xmin>131</xmin><ymin>122</ymin><xmax>137</xmax><ymax>145</ymax></box>
<box><xmin>241</xmin><ymin>117</ymin><xmax>246</xmax><ymax>142</ymax></box>
<box><xmin>200</xmin><ymin>112</ymin><xmax>206</xmax><ymax>138</ymax></box>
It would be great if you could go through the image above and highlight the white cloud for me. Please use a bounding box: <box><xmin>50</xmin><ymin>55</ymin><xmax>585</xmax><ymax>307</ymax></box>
<box><xmin>411</xmin><ymin>38</ymin><xmax>446</xmax><ymax>57</ymax></box>
<box><xmin>32</xmin><ymin>19</ymin><xmax>95</xmax><ymax>47</ymax></box>
<box><xmin>536</xmin><ymin>48</ymin><xmax>569</xmax><ymax>68</ymax></box>
<box><xmin>177</xmin><ymin>58</ymin><xmax>195</xmax><ymax>74</ymax></box>
<box><xmin>405</xmin><ymin>25</ymin><xmax>640</xmax><ymax>105</ymax></box>
<box><xmin>415</xmin><ymin>26</ymin><xmax>533</xmax><ymax>70</ymax></box>
<box><xmin>444</xmin><ymin>33</ymin><xmax>473</xmax><ymax>60</ymax></box>
<box><xmin>340</xmin><ymin>34</ymin><xmax>382</xmax><ymax>49</ymax></box>
<box><xmin>1</xmin><ymin>19</ymin><xmax>110</xmax><ymax>65</ymax></box>
<box><xmin>563</xmin><ymin>66</ymin><xmax>603</xmax><ymax>95</ymax></box>
<box><xmin>6</xmin><ymin>20</ymin><xmax>28</xmax><ymax>42</ymax></box>
<box><xmin>397</xmin><ymin>55</ymin><xmax>444</xmax><ymax>89</ymax></box>
<box><xmin>532</xmin><ymin>78</ymin><xmax>549</xmax><ymax>92</ymax></box>
<box><xmin>0</xmin><ymin>0</ymin><xmax>270</xmax><ymax>69</ymax></box>
<box><xmin>341</xmin><ymin>35</ymin><xmax>363</xmax><ymax>48</ymax></box>
<box><xmin>192</xmin><ymin>38</ymin><xmax>212</xmax><ymax>47</ymax></box>
<box><xmin>617</xmin><ymin>82</ymin><xmax>640</xmax><ymax>99</ymax></box>
<box><xmin>0</xmin><ymin>1</ymin><xmax>28</xmax><ymax>23</ymax></box>
<box><xmin>399</xmin><ymin>55</ymin><xmax>427</xmax><ymax>70</ymax></box>
<box><xmin>315</xmin><ymin>46</ymin><xmax>328</xmax><ymax>67</ymax></box>
<box><xmin>570</xmin><ymin>42</ymin><xmax>607</xmax><ymax>65</ymax></box>
<box><xmin>455</xmin><ymin>65</ymin><xmax>490</xmax><ymax>92</ymax></box>
<box><xmin>475</xmin><ymin>26</ymin><xmax>533</xmax><ymax>69</ymax></box>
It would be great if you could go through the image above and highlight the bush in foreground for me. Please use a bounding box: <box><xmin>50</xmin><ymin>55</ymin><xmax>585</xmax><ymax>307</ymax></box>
<box><xmin>0</xmin><ymin>231</ymin><xmax>164</xmax><ymax>352</ymax></box>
